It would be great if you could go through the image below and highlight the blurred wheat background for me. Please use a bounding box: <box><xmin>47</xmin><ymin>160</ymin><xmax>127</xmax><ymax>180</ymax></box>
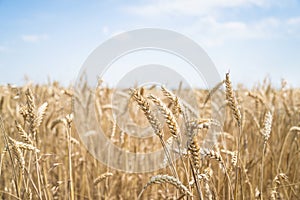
<box><xmin>0</xmin><ymin>73</ymin><xmax>299</xmax><ymax>199</ymax></box>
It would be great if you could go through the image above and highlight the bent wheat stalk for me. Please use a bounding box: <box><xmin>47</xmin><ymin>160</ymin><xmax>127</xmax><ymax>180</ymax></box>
<box><xmin>131</xmin><ymin>89</ymin><xmax>178</xmax><ymax>178</ymax></box>
<box><xmin>138</xmin><ymin>174</ymin><xmax>193</xmax><ymax>199</ymax></box>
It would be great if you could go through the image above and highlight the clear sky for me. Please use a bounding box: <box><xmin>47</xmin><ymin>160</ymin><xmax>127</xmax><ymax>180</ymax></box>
<box><xmin>0</xmin><ymin>0</ymin><xmax>300</xmax><ymax>87</ymax></box>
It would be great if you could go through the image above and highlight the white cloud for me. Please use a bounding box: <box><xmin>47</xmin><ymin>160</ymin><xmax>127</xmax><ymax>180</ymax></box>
<box><xmin>287</xmin><ymin>17</ymin><xmax>300</xmax><ymax>25</ymax></box>
<box><xmin>124</xmin><ymin>0</ymin><xmax>275</xmax><ymax>17</ymax></box>
<box><xmin>286</xmin><ymin>17</ymin><xmax>300</xmax><ymax>36</ymax></box>
<box><xmin>21</xmin><ymin>34</ymin><xmax>49</xmax><ymax>43</ymax></box>
<box><xmin>122</xmin><ymin>0</ymin><xmax>300</xmax><ymax>47</ymax></box>
<box><xmin>182</xmin><ymin>17</ymin><xmax>282</xmax><ymax>47</ymax></box>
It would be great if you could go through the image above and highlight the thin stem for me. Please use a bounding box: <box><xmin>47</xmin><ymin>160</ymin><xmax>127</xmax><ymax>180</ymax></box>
<box><xmin>234</xmin><ymin>125</ymin><xmax>242</xmax><ymax>200</ymax></box>
<box><xmin>67</xmin><ymin>123</ymin><xmax>75</xmax><ymax>200</ymax></box>
<box><xmin>159</xmin><ymin>136</ymin><xmax>179</xmax><ymax>179</ymax></box>
<box><xmin>260</xmin><ymin>142</ymin><xmax>267</xmax><ymax>200</ymax></box>
<box><xmin>0</xmin><ymin>115</ymin><xmax>20</xmax><ymax>198</ymax></box>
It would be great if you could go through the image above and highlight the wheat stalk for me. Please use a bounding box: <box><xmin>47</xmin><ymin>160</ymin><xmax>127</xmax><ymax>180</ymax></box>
<box><xmin>260</xmin><ymin>110</ymin><xmax>272</xmax><ymax>199</ymax></box>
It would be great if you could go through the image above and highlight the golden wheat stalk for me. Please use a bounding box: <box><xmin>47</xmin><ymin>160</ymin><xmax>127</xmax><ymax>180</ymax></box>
<box><xmin>260</xmin><ymin>110</ymin><xmax>273</xmax><ymax>199</ymax></box>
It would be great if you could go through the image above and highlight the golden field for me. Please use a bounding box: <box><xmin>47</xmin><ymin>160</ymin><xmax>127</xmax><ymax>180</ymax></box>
<box><xmin>0</xmin><ymin>74</ymin><xmax>299</xmax><ymax>199</ymax></box>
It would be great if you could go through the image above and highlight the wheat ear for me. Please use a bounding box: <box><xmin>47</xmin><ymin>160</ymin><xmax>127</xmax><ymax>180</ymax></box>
<box><xmin>225</xmin><ymin>73</ymin><xmax>241</xmax><ymax>127</ymax></box>
<box><xmin>161</xmin><ymin>86</ymin><xmax>182</xmax><ymax>117</ymax></box>
<box><xmin>8</xmin><ymin>137</ymin><xmax>26</xmax><ymax>175</ymax></box>
<box><xmin>93</xmin><ymin>172</ymin><xmax>113</xmax><ymax>186</ymax></box>
<box><xmin>34</xmin><ymin>102</ymin><xmax>48</xmax><ymax>130</ymax></box>
<box><xmin>148</xmin><ymin>94</ymin><xmax>179</xmax><ymax>138</ymax></box>
<box><xmin>131</xmin><ymin>89</ymin><xmax>178</xmax><ymax>178</ymax></box>
<box><xmin>130</xmin><ymin>89</ymin><xmax>162</xmax><ymax>137</ymax></box>
<box><xmin>15</xmin><ymin>121</ymin><xmax>33</xmax><ymax>144</ymax></box>
<box><xmin>138</xmin><ymin>174</ymin><xmax>193</xmax><ymax>199</ymax></box>
<box><xmin>270</xmin><ymin>173</ymin><xmax>288</xmax><ymax>200</ymax></box>
<box><xmin>261</xmin><ymin>111</ymin><xmax>272</xmax><ymax>144</ymax></box>
<box><xmin>188</xmin><ymin>135</ymin><xmax>201</xmax><ymax>173</ymax></box>
<box><xmin>25</xmin><ymin>89</ymin><xmax>36</xmax><ymax>135</ymax></box>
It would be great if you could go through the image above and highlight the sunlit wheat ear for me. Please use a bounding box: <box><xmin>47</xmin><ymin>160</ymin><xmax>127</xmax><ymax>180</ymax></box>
<box><xmin>262</xmin><ymin>111</ymin><xmax>272</xmax><ymax>144</ymax></box>
<box><xmin>93</xmin><ymin>172</ymin><xmax>113</xmax><ymax>186</ymax></box>
<box><xmin>25</xmin><ymin>89</ymin><xmax>36</xmax><ymax>133</ymax></box>
<box><xmin>200</xmin><ymin>148</ymin><xmax>222</xmax><ymax>162</ymax></box>
<box><xmin>161</xmin><ymin>86</ymin><xmax>182</xmax><ymax>117</ymax></box>
<box><xmin>25</xmin><ymin>88</ymin><xmax>35</xmax><ymax>116</ymax></box>
<box><xmin>139</xmin><ymin>174</ymin><xmax>193</xmax><ymax>199</ymax></box>
<box><xmin>9</xmin><ymin>137</ymin><xmax>39</xmax><ymax>153</ymax></box>
<box><xmin>8</xmin><ymin>137</ymin><xmax>25</xmax><ymax>175</ymax></box>
<box><xmin>221</xmin><ymin>149</ymin><xmax>237</xmax><ymax>168</ymax></box>
<box><xmin>19</xmin><ymin>105</ymin><xmax>29</xmax><ymax>121</ymax></box>
<box><xmin>231</xmin><ymin>151</ymin><xmax>237</xmax><ymax>167</ymax></box>
<box><xmin>34</xmin><ymin>102</ymin><xmax>48</xmax><ymax>129</ymax></box>
<box><xmin>188</xmin><ymin>135</ymin><xmax>201</xmax><ymax>173</ymax></box>
<box><xmin>148</xmin><ymin>94</ymin><xmax>179</xmax><ymax>138</ymax></box>
<box><xmin>130</xmin><ymin>89</ymin><xmax>162</xmax><ymax>137</ymax></box>
<box><xmin>15</xmin><ymin>121</ymin><xmax>33</xmax><ymax>144</ymax></box>
<box><xmin>270</xmin><ymin>173</ymin><xmax>288</xmax><ymax>200</ymax></box>
<box><xmin>200</xmin><ymin>148</ymin><xmax>225</xmax><ymax>171</ymax></box>
<box><xmin>225</xmin><ymin>73</ymin><xmax>241</xmax><ymax>127</ymax></box>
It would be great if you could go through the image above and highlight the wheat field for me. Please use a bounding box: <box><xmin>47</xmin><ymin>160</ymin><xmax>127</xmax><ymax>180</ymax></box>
<box><xmin>0</xmin><ymin>73</ymin><xmax>299</xmax><ymax>199</ymax></box>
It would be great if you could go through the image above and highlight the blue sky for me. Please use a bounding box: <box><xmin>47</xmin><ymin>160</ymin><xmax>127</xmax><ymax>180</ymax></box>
<box><xmin>0</xmin><ymin>0</ymin><xmax>300</xmax><ymax>87</ymax></box>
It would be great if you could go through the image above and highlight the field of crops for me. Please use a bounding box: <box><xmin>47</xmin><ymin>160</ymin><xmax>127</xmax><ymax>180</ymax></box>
<box><xmin>0</xmin><ymin>74</ymin><xmax>299</xmax><ymax>199</ymax></box>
